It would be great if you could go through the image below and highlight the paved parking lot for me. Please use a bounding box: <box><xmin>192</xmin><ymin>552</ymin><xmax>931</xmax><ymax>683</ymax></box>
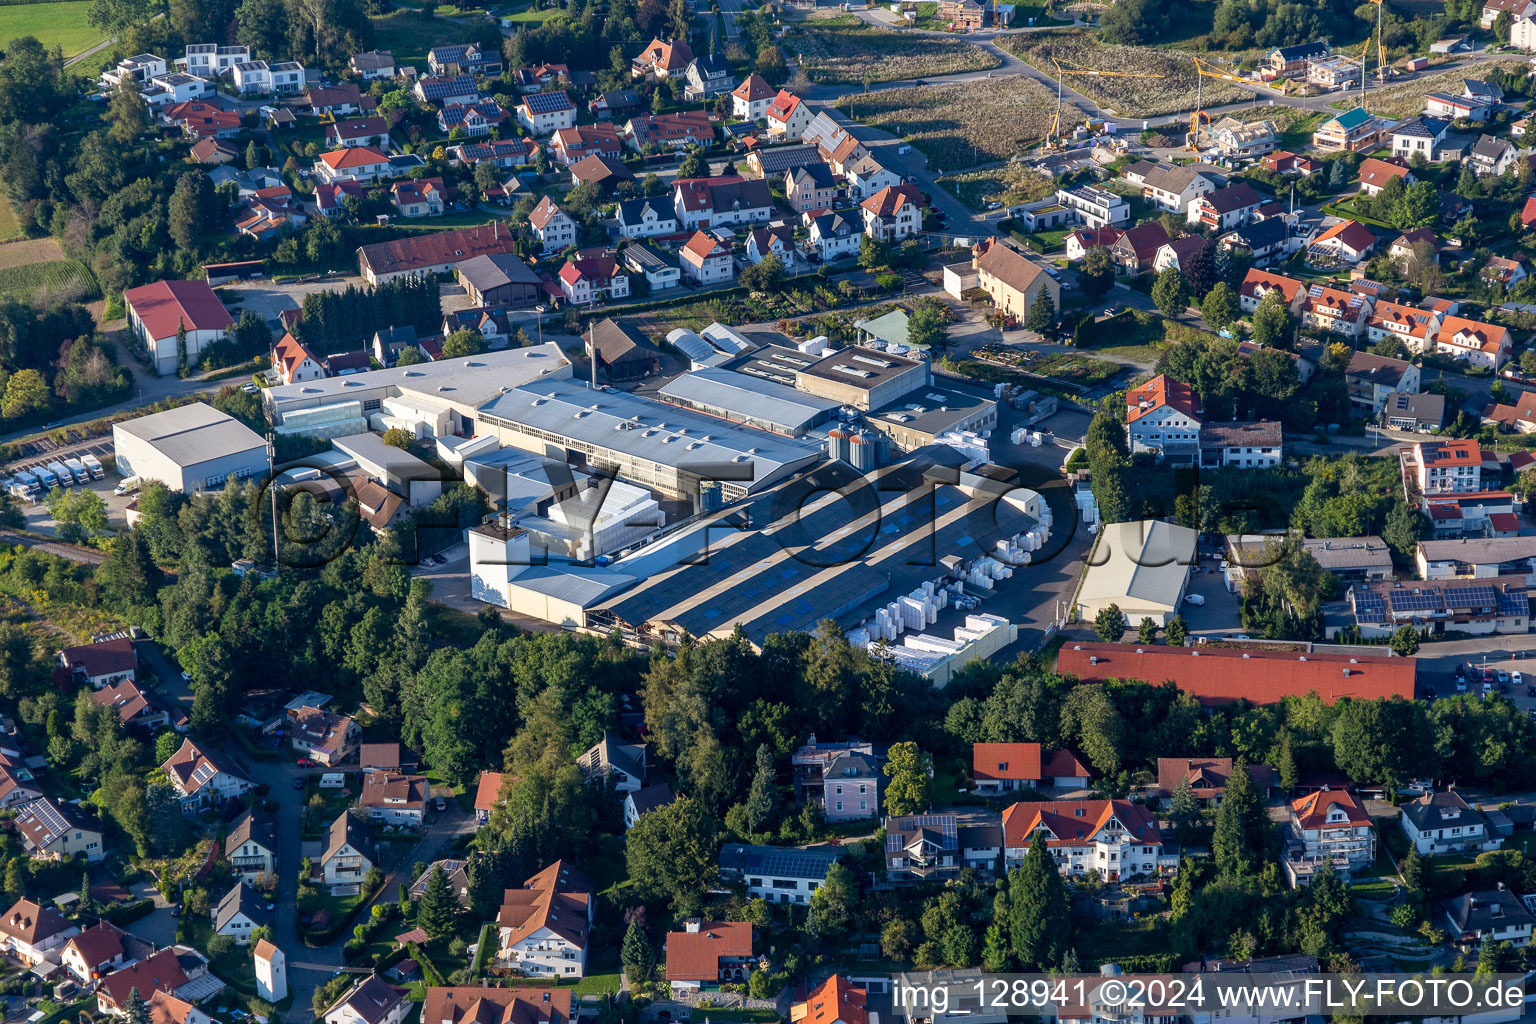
<box><xmin>1180</xmin><ymin>556</ymin><xmax>1244</xmax><ymax>636</ymax></box>
<box><xmin>20</xmin><ymin>477</ymin><xmax>138</xmax><ymax>534</ymax></box>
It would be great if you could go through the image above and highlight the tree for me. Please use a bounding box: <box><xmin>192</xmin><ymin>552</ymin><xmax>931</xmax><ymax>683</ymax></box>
<box><xmin>1137</xmin><ymin>617</ymin><xmax>1158</xmax><ymax>644</ymax></box>
<box><xmin>1389</xmin><ymin>624</ymin><xmax>1421</xmax><ymax>657</ymax></box>
<box><xmin>1168</xmin><ymin>778</ymin><xmax>1201</xmax><ymax>846</ymax></box>
<box><xmin>740</xmin><ymin>254</ymin><xmax>786</xmax><ymax>292</ymax></box>
<box><xmin>169</xmin><ymin>172</ymin><xmax>212</xmax><ymax>252</ymax></box>
<box><xmin>98</xmin><ymin>530</ymin><xmax>163</xmax><ymax>609</ymax></box>
<box><xmin>626</xmin><ymin>796</ymin><xmax>721</xmax><ymax>914</ymax></box>
<box><xmin>1165</xmin><ymin>615</ymin><xmax>1187</xmax><ymax>646</ymax></box>
<box><xmin>1094</xmin><ymin>603</ymin><xmax>1126</xmax><ymax>642</ymax></box>
<box><xmin>859</xmin><ymin>234</ymin><xmax>891</xmax><ymax>270</ymax></box>
<box><xmin>808</xmin><ymin>860</ymin><xmax>856</xmax><ymax>941</ymax></box>
<box><xmin>105</xmin><ymin>78</ymin><xmax>149</xmax><ymax>144</ymax></box>
<box><xmin>739</xmin><ymin>743</ymin><xmax>778</xmax><ymax>834</ymax></box>
<box><xmin>1371</xmin><ymin>334</ymin><xmax>1408</xmax><ymax>360</ymax></box>
<box><xmin>1200</xmin><ymin>280</ymin><xmax>1238</xmax><ymax>330</ymax></box>
<box><xmin>417</xmin><ymin>866</ymin><xmax>456</xmax><ymax>939</ymax></box>
<box><xmin>1382</xmin><ymin>500</ymin><xmax>1426</xmax><ymax>562</ymax></box>
<box><xmin>381</xmin><ymin>428</ymin><xmax>415</xmax><ymax>450</ymax></box>
<box><xmin>1401</xmin><ymin>846</ymin><xmax>1427</xmax><ymax>900</ymax></box>
<box><xmin>124</xmin><ymin>989</ymin><xmax>150</xmax><ymax>1024</ymax></box>
<box><xmin>1211</xmin><ymin>757</ymin><xmax>1270</xmax><ymax>876</ymax></box>
<box><xmin>1025</xmin><ymin>290</ymin><xmax>1056</xmax><ymax>332</ymax></box>
<box><xmin>620</xmin><ymin>917</ymin><xmax>657</xmax><ymax>987</ymax></box>
<box><xmin>1152</xmin><ymin>267</ymin><xmax>1190</xmax><ymax>316</ymax></box>
<box><xmin>1250</xmin><ymin>289</ymin><xmax>1296</xmax><ymax>349</ymax></box>
<box><xmin>176</xmin><ymin>320</ymin><xmax>189</xmax><ymax>378</ymax></box>
<box><xmin>395</xmin><ymin>346</ymin><xmax>425</xmax><ymax>366</ymax></box>
<box><xmin>678</xmin><ymin>147</ymin><xmax>707</xmax><ymax>179</ymax></box>
<box><xmin>441</xmin><ymin>330</ymin><xmax>483</xmax><ymax>358</ymax></box>
<box><xmin>1080</xmin><ymin>246</ymin><xmax>1115</xmax><ymax>297</ymax></box>
<box><xmin>1</xmin><ymin>368</ymin><xmax>50</xmax><ymax>420</ymax></box>
<box><xmin>882</xmin><ymin>741</ymin><xmax>932</xmax><ymax>816</ymax></box>
<box><xmin>1006</xmin><ymin>832</ymin><xmax>1069</xmax><ymax>968</ymax></box>
<box><xmin>907</xmin><ymin>301</ymin><xmax>948</xmax><ymax>350</ymax></box>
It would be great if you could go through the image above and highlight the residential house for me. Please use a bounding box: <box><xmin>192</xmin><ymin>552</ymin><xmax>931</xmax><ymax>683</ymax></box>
<box><xmin>859</xmin><ymin>184</ymin><xmax>923</xmax><ymax>242</ymax></box>
<box><xmin>437</xmin><ymin>100</ymin><xmax>508</xmax><ymax>137</ymax></box>
<box><xmin>1210</xmin><ymin>116</ymin><xmax>1278</xmax><ymax>159</ymax></box>
<box><xmin>189</xmin><ymin>137</ymin><xmax>239</xmax><ymax>164</ymax></box>
<box><xmin>423</xmin><ymin>989</ymin><xmax>573</xmax><ymax>1024</ymax></box>
<box><xmin>1110</xmin><ymin>221</ymin><xmax>1172</xmax><ymax>274</ymax></box>
<box><xmin>225</xmin><ymin>809</ymin><xmax>276</xmax><ymax>882</ymax></box>
<box><xmin>290</xmin><ymin>706</ymin><xmax>360</xmax><ymax>766</ymax></box>
<box><xmin>621</xmin><ymin>242</ymin><xmax>680</xmax><ymax>290</ymax></box>
<box><xmin>1001</xmin><ymin>800</ymin><xmax>1165</xmax><ymax>879</ymax></box>
<box><xmin>1301</xmin><ymin>283</ymin><xmax>1373</xmax><ymax>335</ymax></box>
<box><xmin>1263</xmin><ymin>150</ymin><xmax>1320</xmax><ymax>175</ymax></box>
<box><xmin>680</xmin><ymin>231</ymin><xmax>735</xmax><ymax>285</ymax></box>
<box><xmin>428</xmin><ymin>42</ymin><xmax>502</xmax><ymax>77</ymax></box>
<box><xmin>1153</xmin><ymin>236</ymin><xmax>1208</xmax><ymax>277</ymax></box>
<box><xmin>1389</xmin><ymin>227</ymin><xmax>1440</xmax><ymax>268</ymax></box>
<box><xmin>15</xmin><ymin>800</ymin><xmax>104</xmax><ymax>862</ymax></box>
<box><xmin>271</xmin><ymin>333</ymin><xmax>324</xmax><ymax>386</ymax></box>
<box><xmin>326</xmin><ymin>116</ymin><xmax>390</xmax><ymax>150</ymax></box>
<box><xmin>885</xmin><ymin>813</ymin><xmax>962</xmax><ymax>880</ymax></box>
<box><xmin>683</xmin><ymin>52</ymin><xmax>735</xmax><ymax>100</ymax></box>
<box><xmin>123</xmin><ymin>279</ymin><xmax>234</xmax><ymax>375</ymax></box>
<box><xmin>320</xmin><ymin>811</ymin><xmax>375</xmax><ymax>889</ymax></box>
<box><xmin>323</xmin><ymin>975</ymin><xmax>410</xmax><ymax>1024</ymax></box>
<box><xmin>1307</xmin><ymin>54</ymin><xmax>1364</xmax><ymax>89</ymax></box>
<box><xmin>631</xmin><ymin>38</ymin><xmax>694</xmax><ymax>79</ymax></box>
<box><xmin>58</xmin><ymin>635</ymin><xmax>137</xmax><ymax>688</ymax></box>
<box><xmin>971</xmin><ymin>742</ymin><xmax>1092</xmax><ymax>794</ymax></box>
<box><xmin>1386</xmin><ymin>392</ymin><xmax>1446</xmax><ymax>432</ymax></box>
<box><xmin>391</xmin><ymin>177</ymin><xmax>447</xmax><ymax>218</ymax></box>
<box><xmin>590</xmin><ymin>89</ymin><xmax>642</xmax><ymax>120</ymax></box>
<box><xmin>1482</xmin><ymin>391</ymin><xmax>1536</xmax><ymax>432</ymax></box>
<box><xmin>162</xmin><ymin>738</ymin><xmax>254</xmax><ymax>812</ymax></box>
<box><xmin>305</xmin><ymin>83</ymin><xmax>369</xmax><ymax>117</ymax></box>
<box><xmin>673</xmin><ymin>176</ymin><xmax>774</xmax><ymax>230</ymax></box>
<box><xmin>1218</xmin><ymin>217</ymin><xmax>1292</xmax><ymax>265</ymax></box>
<box><xmin>577</xmin><ymin>731</ymin><xmax>646</xmax><ymax>792</ymax></box>
<box><xmin>1139</xmin><ymin>163</ymin><xmax>1219</xmax><ymax>213</ymax></box>
<box><xmin>732</xmin><ymin>74</ymin><xmax>776</xmax><ymax>120</ymax></box>
<box><xmin>569</xmin><ymin>154</ymin><xmax>633</xmax><ymax>191</ymax></box>
<box><xmin>718</xmin><ymin>843</ymin><xmax>843</xmax><ymax>903</ymax></box>
<box><xmin>513</xmin><ymin>63</ymin><xmax>570</xmax><ymax>92</ymax></box>
<box><xmin>1308</xmin><ymin>220</ymin><xmax>1378</xmax><ymax>265</ymax></box>
<box><xmin>1390</xmin><ymin>116</ymin><xmax>1451</xmax><ymax>161</ymax></box>
<box><xmin>746</xmin><ymin>225</ymin><xmax>795</xmax><ymax>268</ymax></box>
<box><xmin>665</xmin><ymin>920</ymin><xmax>755</xmax><ymax>992</ymax></box>
<box><xmin>1065</xmin><ymin>225</ymin><xmax>1123</xmax><ymax>261</ymax></box>
<box><xmin>938</xmin><ymin>0</ymin><xmax>987</xmax><ymax>28</ymax></box>
<box><xmin>1407</xmin><ymin>439</ymin><xmax>1486</xmax><ymax>496</ymax></box>
<box><xmin>1313</xmin><ymin>106</ymin><xmax>1384</xmax><ymax>152</ymax></box>
<box><xmin>786</xmin><ymin>163</ymin><xmax>839</xmax><ymax>214</ymax></box>
<box><xmin>1365</xmin><ymin>300</ymin><xmax>1440</xmax><ymax>353</ymax></box>
<box><xmin>1345</xmin><ymin>350</ymin><xmax>1420</xmax><ymax>415</ymax></box>
<box><xmin>622</xmin><ymin>782</ymin><xmax>675</xmax><ymax>830</ymax></box>
<box><xmin>623</xmin><ymin>110</ymin><xmax>715</xmax><ymax>151</ymax></box>
<box><xmin>1199</xmin><ymin>420</ymin><xmax>1284</xmax><ymax>469</ymax></box>
<box><xmin>409</xmin><ymin>859</ymin><xmax>472</xmax><ymax>905</ymax></box>
<box><xmin>517</xmin><ymin>91</ymin><xmax>576</xmax><ymax>135</ymax></box>
<box><xmin>1126</xmin><ymin>374</ymin><xmax>1203</xmax><ymax>460</ymax></box>
<box><xmin>456</xmin><ymin>253</ymin><xmax>541</xmax><ymax>307</ymax></box>
<box><xmin>1443</xmin><ymin>890</ymin><xmax>1535</xmax><ymax>948</ymax></box>
<box><xmin>1267</xmin><ymin>41</ymin><xmax>1329</xmax><ymax>76</ymax></box>
<box><xmin>451</xmin><ymin>138</ymin><xmax>539</xmax><ymax>169</ymax></box>
<box><xmin>496</xmin><ymin>861</ymin><xmax>593</xmax><ymax>977</ymax></box>
<box><xmin>1055</xmin><ymin>184</ymin><xmax>1129</xmax><ymax>228</ymax></box>
<box><xmin>1284</xmin><ymin>789</ymin><xmax>1376</xmax><ymax>885</ymax></box>
<box><xmin>616</xmin><ymin>196</ymin><xmax>679</xmax><ymax>238</ymax></box>
<box><xmin>529</xmin><ymin>197</ymin><xmax>578</xmax><ymax>250</ymax></box>
<box><xmin>312</xmin><ymin>146</ymin><xmax>392</xmax><ymax>185</ymax></box>
<box><xmin>794</xmin><ymin>977</ymin><xmax>869</xmax><ymax>1024</ymax></box>
<box><xmin>213</xmin><ymin>882</ymin><xmax>270</xmax><ymax>944</ymax></box>
<box><xmin>1154</xmin><ymin>758</ymin><xmax>1276</xmax><ymax>806</ymax></box>
<box><xmin>1357</xmin><ymin>157</ymin><xmax>1411</xmax><ymax>196</ymax></box>
<box><xmin>61</xmin><ymin>922</ymin><xmax>129</xmax><ymax>984</ymax></box>
<box><xmin>1435</xmin><ymin>315</ymin><xmax>1512</xmax><ymax>369</ymax></box>
<box><xmin>550</xmin><ymin>124</ymin><xmax>622</xmax><ymax>165</ymax></box>
<box><xmin>1400</xmin><ymin>789</ymin><xmax>1500</xmax><ymax>855</ymax></box>
<box><xmin>806</xmin><ymin>210</ymin><xmax>862</xmax><ymax>262</ymax></box>
<box><xmin>475</xmin><ymin>772</ymin><xmax>507</xmax><ymax>825</ymax></box>
<box><xmin>972</xmin><ymin>238</ymin><xmax>1059</xmax><ymax>322</ymax></box>
<box><xmin>558</xmin><ymin>255</ymin><xmax>630</xmax><ymax>304</ymax></box>
<box><xmin>182</xmin><ymin>43</ymin><xmax>250</xmax><ymax>78</ymax></box>
<box><xmin>1187</xmin><ymin>182</ymin><xmax>1264</xmax><ymax>230</ymax></box>
<box><xmin>819</xmin><ymin>749</ymin><xmax>880</xmax><ymax>822</ymax></box>
<box><xmin>765</xmin><ymin>90</ymin><xmax>813</xmax><ymax>140</ymax></box>
<box><xmin>0</xmin><ymin>899</ymin><xmax>79</xmax><ymax>966</ymax></box>
<box><xmin>1426</xmin><ymin>80</ymin><xmax>1503</xmax><ymax>121</ymax></box>
<box><xmin>162</xmin><ymin>99</ymin><xmax>239</xmax><ymax>139</ymax></box>
<box><xmin>349</xmin><ymin>50</ymin><xmax>395</xmax><ymax>80</ymax></box>
<box><xmin>1468</xmin><ymin>135</ymin><xmax>1517</xmax><ymax>177</ymax></box>
<box><xmin>1481</xmin><ymin>255</ymin><xmax>1528</xmax><ymax>289</ymax></box>
<box><xmin>843</xmin><ymin>154</ymin><xmax>902</xmax><ymax>201</ymax></box>
<box><xmin>359</xmin><ymin>773</ymin><xmax>431</xmax><ymax>827</ymax></box>
<box><xmin>412</xmin><ymin>75</ymin><xmax>478</xmax><ymax>106</ymax></box>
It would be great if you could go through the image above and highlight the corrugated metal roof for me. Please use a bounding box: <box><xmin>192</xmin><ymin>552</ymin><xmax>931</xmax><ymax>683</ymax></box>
<box><xmin>658</xmin><ymin>367</ymin><xmax>838</xmax><ymax>434</ymax></box>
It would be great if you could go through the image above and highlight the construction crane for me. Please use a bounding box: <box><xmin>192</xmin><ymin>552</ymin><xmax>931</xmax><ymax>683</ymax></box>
<box><xmin>1356</xmin><ymin>0</ymin><xmax>1387</xmax><ymax>110</ymax></box>
<box><xmin>1046</xmin><ymin>54</ymin><xmax>1166</xmax><ymax>150</ymax></box>
<box><xmin>1187</xmin><ymin>54</ymin><xmax>1252</xmax><ymax>150</ymax></box>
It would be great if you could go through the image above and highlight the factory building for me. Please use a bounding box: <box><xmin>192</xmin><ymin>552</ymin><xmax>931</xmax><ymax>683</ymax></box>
<box><xmin>794</xmin><ymin>346</ymin><xmax>931</xmax><ymax>411</ymax></box>
<box><xmin>657</xmin><ymin>366</ymin><xmax>839</xmax><ymax>437</ymax></box>
<box><xmin>112</xmin><ymin>402</ymin><xmax>267</xmax><ymax>493</ymax></box>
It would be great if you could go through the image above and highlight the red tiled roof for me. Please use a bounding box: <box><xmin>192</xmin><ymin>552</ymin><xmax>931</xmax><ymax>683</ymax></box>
<box><xmin>1056</xmin><ymin>642</ymin><xmax>1416</xmax><ymax>705</ymax></box>
<box><xmin>124</xmin><ymin>280</ymin><xmax>233</xmax><ymax>341</ymax></box>
<box><xmin>766</xmin><ymin>89</ymin><xmax>802</xmax><ymax>122</ymax></box>
<box><xmin>58</xmin><ymin>636</ymin><xmax>136</xmax><ymax>679</ymax></box>
<box><xmin>318</xmin><ymin>145</ymin><xmax>390</xmax><ymax>170</ymax></box>
<box><xmin>665</xmin><ymin>921</ymin><xmax>753</xmax><ymax>981</ymax></box>
<box><xmin>971</xmin><ymin>742</ymin><xmax>1041</xmax><ymax>782</ymax></box>
<box><xmin>1001</xmin><ymin>799</ymin><xmax>1160</xmax><ymax>848</ymax></box>
<box><xmin>1126</xmin><ymin>373</ymin><xmax>1201</xmax><ymax>423</ymax></box>
<box><xmin>1314</xmin><ymin>219</ymin><xmax>1377</xmax><ymax>252</ymax></box>
<box><xmin>1358</xmin><ymin>157</ymin><xmax>1409</xmax><ymax>188</ymax></box>
<box><xmin>475</xmin><ymin>771</ymin><xmax>508</xmax><ymax>813</ymax></box>
<box><xmin>1291</xmin><ymin>788</ymin><xmax>1368</xmax><ymax>829</ymax></box>
<box><xmin>1042</xmin><ymin>749</ymin><xmax>1091</xmax><ymax>779</ymax></box>
<box><xmin>803</xmin><ymin>976</ymin><xmax>868</xmax><ymax>1024</ymax></box>
<box><xmin>860</xmin><ymin>184</ymin><xmax>921</xmax><ymax>217</ymax></box>
<box><xmin>1240</xmin><ymin>268</ymin><xmax>1305</xmax><ymax>303</ymax></box>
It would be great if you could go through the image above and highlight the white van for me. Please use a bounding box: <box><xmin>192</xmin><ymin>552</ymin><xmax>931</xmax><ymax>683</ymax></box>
<box><xmin>114</xmin><ymin>476</ymin><xmax>140</xmax><ymax>496</ymax></box>
<box><xmin>318</xmin><ymin>772</ymin><xmax>346</xmax><ymax>789</ymax></box>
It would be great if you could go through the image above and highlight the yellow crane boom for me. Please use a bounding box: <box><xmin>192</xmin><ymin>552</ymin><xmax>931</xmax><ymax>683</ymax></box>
<box><xmin>1188</xmin><ymin>55</ymin><xmax>1252</xmax><ymax>149</ymax></box>
<box><xmin>1047</xmin><ymin>55</ymin><xmax>1166</xmax><ymax>149</ymax></box>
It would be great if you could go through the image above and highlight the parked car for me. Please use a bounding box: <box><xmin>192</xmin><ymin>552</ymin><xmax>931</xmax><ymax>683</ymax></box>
<box><xmin>1499</xmin><ymin>670</ymin><xmax>1511</xmax><ymax>684</ymax></box>
<box><xmin>293</xmin><ymin>777</ymin><xmax>304</xmax><ymax>789</ymax></box>
<box><xmin>435</xmin><ymin>796</ymin><xmax>446</xmax><ymax>812</ymax></box>
<box><xmin>1513</xmin><ymin>671</ymin><xmax>1524</xmax><ymax>687</ymax></box>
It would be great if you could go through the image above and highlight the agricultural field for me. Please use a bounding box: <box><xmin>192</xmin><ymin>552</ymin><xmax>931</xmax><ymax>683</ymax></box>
<box><xmin>943</xmin><ymin>162</ymin><xmax>1059</xmax><ymax>211</ymax></box>
<box><xmin>369</xmin><ymin>8</ymin><xmax>483</xmax><ymax>67</ymax></box>
<box><xmin>0</xmin><ymin>0</ymin><xmax>103</xmax><ymax>58</ymax></box>
<box><xmin>839</xmin><ymin>77</ymin><xmax>1080</xmax><ymax>170</ymax></box>
<box><xmin>1360</xmin><ymin>60</ymin><xmax>1526</xmax><ymax>119</ymax></box>
<box><xmin>0</xmin><ymin>259</ymin><xmax>100</xmax><ymax>305</ymax></box>
<box><xmin>786</xmin><ymin>14</ymin><xmax>1001</xmax><ymax>84</ymax></box>
<box><xmin>999</xmin><ymin>34</ymin><xmax>1249</xmax><ymax>117</ymax></box>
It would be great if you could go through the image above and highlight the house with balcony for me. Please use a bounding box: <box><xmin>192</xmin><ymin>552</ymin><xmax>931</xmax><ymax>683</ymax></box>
<box><xmin>162</xmin><ymin>738</ymin><xmax>254</xmax><ymax>813</ymax></box>
<box><xmin>787</xmin><ymin>163</ymin><xmax>839</xmax><ymax>214</ymax></box>
<box><xmin>731</xmin><ymin>74</ymin><xmax>776</xmax><ymax>120</ymax></box>
<box><xmin>673</xmin><ymin>176</ymin><xmax>773</xmax><ymax>231</ymax></box>
<box><xmin>1186</xmin><ymin>182</ymin><xmax>1264</xmax><ymax>231</ymax></box>
<box><xmin>860</xmin><ymin>184</ymin><xmax>923</xmax><ymax>242</ymax></box>
<box><xmin>496</xmin><ymin>861</ymin><xmax>593</xmax><ymax>978</ymax></box>
<box><xmin>718</xmin><ymin>842</ymin><xmax>843</xmax><ymax>903</ymax></box>
<box><xmin>1282</xmin><ymin>789</ymin><xmax>1375</xmax><ymax>886</ymax></box>
<box><xmin>1400</xmin><ymin>790</ymin><xmax>1499</xmax><ymax>855</ymax></box>
<box><xmin>1056</xmin><ymin>185</ymin><xmax>1129</xmax><ymax>228</ymax></box>
<box><xmin>289</xmin><ymin>706</ymin><xmax>361</xmax><ymax>766</ymax></box>
<box><xmin>972</xmin><ymin>743</ymin><xmax>1092</xmax><ymax>794</ymax></box>
<box><xmin>1126</xmin><ymin>374</ymin><xmax>1203</xmax><ymax>462</ymax></box>
<box><xmin>1345</xmin><ymin>350</ymin><xmax>1420</xmax><ymax>415</ymax></box>
<box><xmin>616</xmin><ymin>197</ymin><xmax>678</xmax><ymax>239</ymax></box>
<box><xmin>1001</xmin><ymin>800</ymin><xmax>1165</xmax><ymax>880</ymax></box>
<box><xmin>680</xmin><ymin>231</ymin><xmax>735</xmax><ymax>285</ymax></box>
<box><xmin>0</xmin><ymin>898</ymin><xmax>79</xmax><ymax>967</ymax></box>
<box><xmin>517</xmin><ymin>91</ymin><xmax>577</xmax><ymax>135</ymax></box>
<box><xmin>225</xmin><ymin>809</ymin><xmax>276</xmax><ymax>882</ymax></box>
<box><xmin>806</xmin><ymin>210</ymin><xmax>862</xmax><ymax>262</ymax></box>
<box><xmin>323</xmin><ymin>976</ymin><xmax>409</xmax><ymax>1024</ymax></box>
<box><xmin>558</xmin><ymin>255</ymin><xmax>630</xmax><ymax>304</ymax></box>
<box><xmin>1300</xmin><ymin>283</ymin><xmax>1373</xmax><ymax>336</ymax></box>
<box><xmin>359</xmin><ymin>773</ymin><xmax>431</xmax><ymax>827</ymax></box>
<box><xmin>885</xmin><ymin>813</ymin><xmax>962</xmax><ymax>880</ymax></box>
<box><xmin>319</xmin><ymin>811</ymin><xmax>375</xmax><ymax>891</ymax></box>
<box><xmin>765</xmin><ymin>89</ymin><xmax>813</xmax><ymax>140</ymax></box>
<box><xmin>15</xmin><ymin>799</ymin><xmax>103</xmax><ymax>862</ymax></box>
<box><xmin>664</xmin><ymin>921</ymin><xmax>755</xmax><ymax>994</ymax></box>
<box><xmin>1365</xmin><ymin>300</ymin><xmax>1439</xmax><ymax>353</ymax></box>
<box><xmin>1238</xmin><ymin>269</ymin><xmax>1306</xmax><ymax>315</ymax></box>
<box><xmin>61</xmin><ymin>922</ymin><xmax>129</xmax><ymax>985</ymax></box>
<box><xmin>621</xmin><ymin>242</ymin><xmax>681</xmax><ymax>290</ymax></box>
<box><xmin>746</xmin><ymin>225</ymin><xmax>796</xmax><ymax>268</ymax></box>
<box><xmin>1313</xmin><ymin>106</ymin><xmax>1384</xmax><ymax>152</ymax></box>
<box><xmin>818</xmin><ymin>749</ymin><xmax>880</xmax><ymax>822</ymax></box>
<box><xmin>530</xmin><ymin>197</ymin><xmax>578</xmax><ymax>250</ymax></box>
<box><xmin>1442</xmin><ymin>890</ymin><xmax>1535</xmax><ymax>949</ymax></box>
<box><xmin>1434</xmin><ymin>315</ymin><xmax>1511</xmax><ymax>369</ymax></box>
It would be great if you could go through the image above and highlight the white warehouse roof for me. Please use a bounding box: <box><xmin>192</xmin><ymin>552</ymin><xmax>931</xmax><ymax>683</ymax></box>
<box><xmin>113</xmin><ymin>402</ymin><xmax>265</xmax><ymax>468</ymax></box>
<box><xmin>658</xmin><ymin>367</ymin><xmax>839</xmax><ymax>436</ymax></box>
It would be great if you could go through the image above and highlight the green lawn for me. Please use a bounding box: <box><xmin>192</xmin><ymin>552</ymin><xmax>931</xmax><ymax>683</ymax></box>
<box><xmin>1504</xmin><ymin>832</ymin><xmax>1536</xmax><ymax>856</ymax></box>
<box><xmin>0</xmin><ymin>195</ymin><xmax>21</xmax><ymax>242</ymax></box>
<box><xmin>500</xmin><ymin>4</ymin><xmax>562</xmax><ymax>22</ymax></box>
<box><xmin>0</xmin><ymin>0</ymin><xmax>104</xmax><ymax>58</ymax></box>
<box><xmin>571</xmin><ymin>972</ymin><xmax>623</xmax><ymax>996</ymax></box>
<box><xmin>369</xmin><ymin>9</ymin><xmax>483</xmax><ymax>68</ymax></box>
